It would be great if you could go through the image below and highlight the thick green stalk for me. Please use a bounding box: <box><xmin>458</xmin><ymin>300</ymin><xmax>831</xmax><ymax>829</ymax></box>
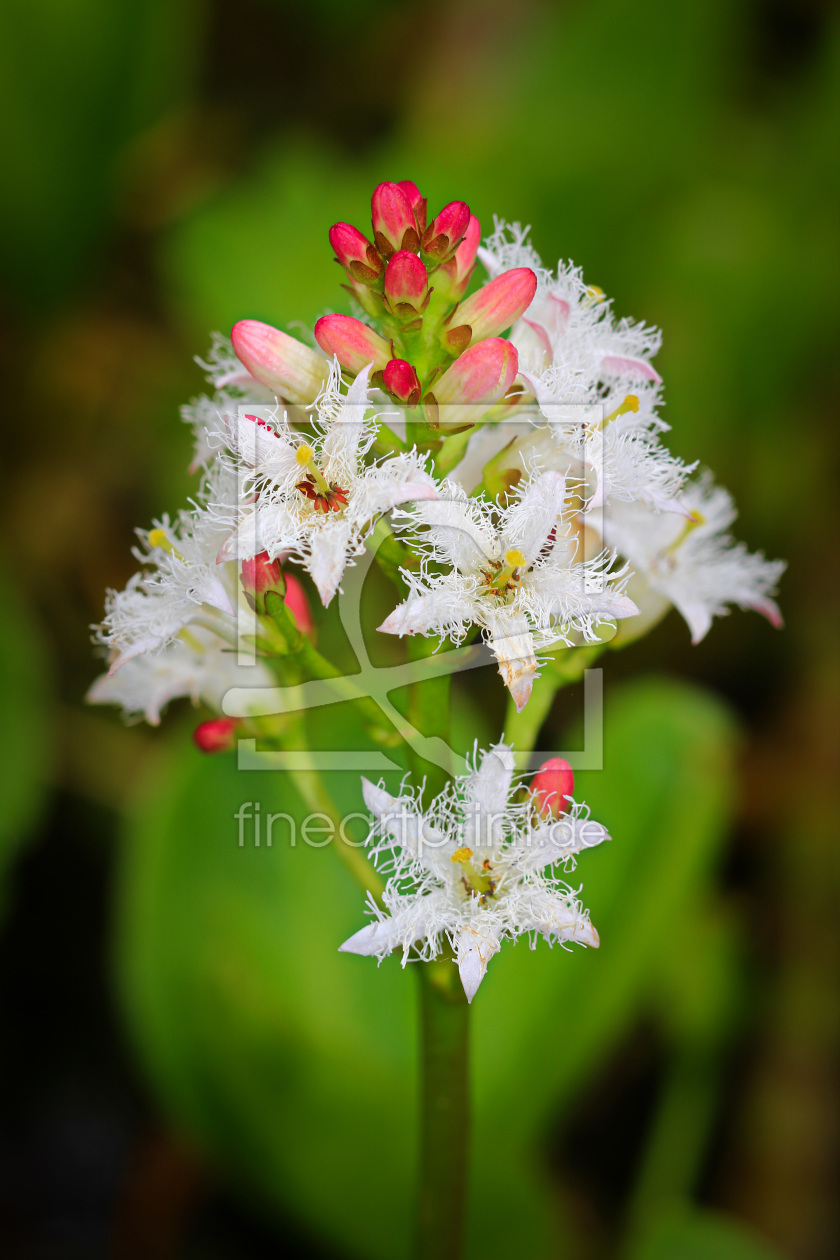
<box><xmin>415</xmin><ymin>958</ymin><xmax>470</xmax><ymax>1260</ymax></box>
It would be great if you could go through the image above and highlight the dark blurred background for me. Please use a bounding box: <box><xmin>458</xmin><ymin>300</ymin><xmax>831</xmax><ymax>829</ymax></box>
<box><xmin>0</xmin><ymin>1</ymin><xmax>838</xmax><ymax>1258</ymax></box>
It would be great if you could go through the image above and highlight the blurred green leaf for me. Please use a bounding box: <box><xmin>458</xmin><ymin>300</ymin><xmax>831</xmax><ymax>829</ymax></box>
<box><xmin>0</xmin><ymin>0</ymin><xmax>199</xmax><ymax>304</ymax></box>
<box><xmin>628</xmin><ymin>1206</ymin><xmax>785</xmax><ymax>1260</ymax></box>
<box><xmin>0</xmin><ymin>570</ymin><xmax>52</xmax><ymax>916</ymax></box>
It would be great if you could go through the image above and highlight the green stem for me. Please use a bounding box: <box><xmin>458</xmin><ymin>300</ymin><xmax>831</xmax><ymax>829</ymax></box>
<box><xmin>407</xmin><ymin>635</ymin><xmax>453</xmax><ymax>800</ymax></box>
<box><xmin>415</xmin><ymin>958</ymin><xmax>470</xmax><ymax>1260</ymax></box>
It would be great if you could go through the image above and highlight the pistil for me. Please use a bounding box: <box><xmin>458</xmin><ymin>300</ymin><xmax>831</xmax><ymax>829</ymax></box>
<box><xmin>597</xmin><ymin>393</ymin><xmax>639</xmax><ymax>430</ymax></box>
<box><xmin>450</xmin><ymin>847</ymin><xmax>496</xmax><ymax>900</ymax></box>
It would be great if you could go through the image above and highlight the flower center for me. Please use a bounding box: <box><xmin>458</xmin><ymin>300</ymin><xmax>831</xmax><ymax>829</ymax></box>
<box><xmin>451</xmin><ymin>846</ymin><xmax>496</xmax><ymax>902</ymax></box>
<box><xmin>294</xmin><ymin>443</ymin><xmax>349</xmax><ymax>514</ymax></box>
<box><xmin>481</xmin><ymin>548</ymin><xmax>526</xmax><ymax>599</ymax></box>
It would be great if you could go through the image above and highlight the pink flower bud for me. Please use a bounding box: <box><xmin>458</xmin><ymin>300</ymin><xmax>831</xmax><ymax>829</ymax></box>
<box><xmin>329</xmin><ymin>222</ymin><xmax>383</xmax><ymax>285</ymax></box>
<box><xmin>436</xmin><ymin>214</ymin><xmax>481</xmax><ymax>298</ymax></box>
<box><xmin>444</xmin><ymin>268</ymin><xmax>537</xmax><ymax>351</ymax></box>
<box><xmin>371</xmin><ymin>182</ymin><xmax>420</xmax><ymax>257</ymax></box>
<box><xmin>397</xmin><ymin>180</ymin><xmax>427</xmax><ymax>233</ymax></box>
<box><xmin>420</xmin><ymin>201</ymin><xmax>471</xmax><ymax>262</ymax></box>
<box><xmin>283</xmin><ymin>571</ymin><xmax>314</xmax><ymax>636</ymax></box>
<box><xmin>314</xmin><ymin>314</ymin><xmax>390</xmax><ymax>374</ymax></box>
<box><xmin>193</xmin><ymin>717</ymin><xmax>239</xmax><ymax>754</ymax></box>
<box><xmin>425</xmin><ymin>337</ymin><xmax>519</xmax><ymax>429</ymax></box>
<box><xmin>383</xmin><ymin>359</ymin><xmax>422</xmax><ymax>406</ymax></box>
<box><xmin>231</xmin><ymin>320</ymin><xmax>329</xmax><ymax>405</ymax></box>
<box><xmin>383</xmin><ymin>251</ymin><xmax>430</xmax><ymax>319</ymax></box>
<box><xmin>530</xmin><ymin>757</ymin><xmax>574</xmax><ymax>818</ymax></box>
<box><xmin>241</xmin><ymin>551</ymin><xmax>286</xmax><ymax>614</ymax></box>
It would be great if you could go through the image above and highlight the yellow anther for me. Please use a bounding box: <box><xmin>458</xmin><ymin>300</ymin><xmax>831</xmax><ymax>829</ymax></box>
<box><xmin>598</xmin><ymin>394</ymin><xmax>640</xmax><ymax>430</ymax></box>
<box><xmin>504</xmin><ymin>549</ymin><xmax>525</xmax><ymax>568</ymax></box>
<box><xmin>295</xmin><ymin>443</ymin><xmax>315</xmax><ymax>466</ymax></box>
<box><xmin>451</xmin><ymin>846</ymin><xmax>474</xmax><ymax>865</ymax></box>
<box><xmin>147</xmin><ymin>528</ymin><xmax>184</xmax><ymax>561</ymax></box>
<box><xmin>586</xmin><ymin>285</ymin><xmax>605</xmax><ymax>302</ymax></box>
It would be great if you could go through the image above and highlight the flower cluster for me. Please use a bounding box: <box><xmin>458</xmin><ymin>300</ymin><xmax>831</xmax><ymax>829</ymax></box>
<box><xmin>88</xmin><ymin>177</ymin><xmax>786</xmax><ymax>999</ymax></box>
<box><xmin>341</xmin><ymin>745</ymin><xmax>607</xmax><ymax>1001</ymax></box>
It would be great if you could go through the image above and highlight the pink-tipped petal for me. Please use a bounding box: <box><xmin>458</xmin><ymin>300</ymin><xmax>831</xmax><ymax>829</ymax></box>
<box><xmin>314</xmin><ymin>314</ymin><xmax>390</xmax><ymax>374</ymax></box>
<box><xmin>445</xmin><ymin>268</ymin><xmax>537</xmax><ymax>349</ymax></box>
<box><xmin>601</xmin><ymin>355</ymin><xmax>662</xmax><ymax>384</ymax></box>
<box><xmin>231</xmin><ymin>320</ymin><xmax>329</xmax><ymax>404</ymax></box>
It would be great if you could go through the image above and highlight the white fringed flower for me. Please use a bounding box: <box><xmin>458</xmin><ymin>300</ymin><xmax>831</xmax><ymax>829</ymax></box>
<box><xmin>339</xmin><ymin>742</ymin><xmax>609</xmax><ymax>1002</ymax></box>
<box><xmin>94</xmin><ymin>465</ymin><xmax>241</xmax><ymax>673</ymax></box>
<box><xmin>479</xmin><ymin>219</ymin><xmax>663</xmax><ymax>386</ymax></box>
<box><xmin>379</xmin><ymin>470</ymin><xmax>638</xmax><ymax>710</ymax></box>
<box><xmin>599</xmin><ymin>472</ymin><xmax>785</xmax><ymax>643</ymax></box>
<box><xmin>216</xmin><ymin>363</ymin><xmax>440</xmax><ymax>606</ymax></box>
<box><xmin>87</xmin><ymin>627</ymin><xmax>272</xmax><ymax>725</ymax></box>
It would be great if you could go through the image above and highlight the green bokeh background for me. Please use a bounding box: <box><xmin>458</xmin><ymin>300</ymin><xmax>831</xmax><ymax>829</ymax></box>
<box><xmin>0</xmin><ymin>1</ymin><xmax>837</xmax><ymax>1257</ymax></box>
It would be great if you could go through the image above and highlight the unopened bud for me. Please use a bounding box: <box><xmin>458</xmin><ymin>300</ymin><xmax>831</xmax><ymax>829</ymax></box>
<box><xmin>420</xmin><ymin>201</ymin><xmax>471</xmax><ymax>263</ymax></box>
<box><xmin>193</xmin><ymin>717</ymin><xmax>239</xmax><ymax>753</ymax></box>
<box><xmin>384</xmin><ymin>251</ymin><xmax>430</xmax><ymax>319</ymax></box>
<box><xmin>231</xmin><ymin>320</ymin><xmax>329</xmax><ymax>405</ymax></box>
<box><xmin>241</xmin><ymin>551</ymin><xmax>286</xmax><ymax>615</ymax></box>
<box><xmin>383</xmin><ymin>359</ymin><xmax>422</xmax><ymax>406</ymax></box>
<box><xmin>371</xmin><ymin>182</ymin><xmax>420</xmax><ymax>257</ymax></box>
<box><xmin>531</xmin><ymin>757</ymin><xmax>574</xmax><ymax>818</ymax></box>
<box><xmin>443</xmin><ymin>268</ymin><xmax>537</xmax><ymax>352</ymax></box>
<box><xmin>436</xmin><ymin>214</ymin><xmax>481</xmax><ymax>298</ymax></box>
<box><xmin>329</xmin><ymin>222</ymin><xmax>383</xmax><ymax>286</ymax></box>
<box><xmin>397</xmin><ymin>180</ymin><xmax>427</xmax><ymax>233</ymax></box>
<box><xmin>424</xmin><ymin>337</ymin><xmax>519</xmax><ymax>430</ymax></box>
<box><xmin>314</xmin><ymin>314</ymin><xmax>390</xmax><ymax>374</ymax></box>
<box><xmin>283</xmin><ymin>571</ymin><xmax>314</xmax><ymax>635</ymax></box>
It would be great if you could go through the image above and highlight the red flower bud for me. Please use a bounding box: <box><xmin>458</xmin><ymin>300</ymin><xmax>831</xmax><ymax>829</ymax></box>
<box><xmin>383</xmin><ymin>251</ymin><xmax>430</xmax><ymax>319</ymax></box>
<box><xmin>420</xmin><ymin>201</ymin><xmax>471</xmax><ymax>263</ymax></box>
<box><xmin>329</xmin><ymin>222</ymin><xmax>383</xmax><ymax>286</ymax></box>
<box><xmin>397</xmin><ymin>180</ymin><xmax>427</xmax><ymax>233</ymax></box>
<box><xmin>283</xmin><ymin>571</ymin><xmax>314</xmax><ymax>635</ymax></box>
<box><xmin>424</xmin><ymin>337</ymin><xmax>519</xmax><ymax>429</ymax></box>
<box><xmin>436</xmin><ymin>213</ymin><xmax>481</xmax><ymax>298</ymax></box>
<box><xmin>371</xmin><ymin>182</ymin><xmax>420</xmax><ymax>258</ymax></box>
<box><xmin>314</xmin><ymin>314</ymin><xmax>390</xmax><ymax>374</ymax></box>
<box><xmin>443</xmin><ymin>268</ymin><xmax>537</xmax><ymax>352</ymax></box>
<box><xmin>530</xmin><ymin>757</ymin><xmax>574</xmax><ymax>818</ymax></box>
<box><xmin>383</xmin><ymin>359</ymin><xmax>422</xmax><ymax>407</ymax></box>
<box><xmin>193</xmin><ymin>717</ymin><xmax>239</xmax><ymax>754</ymax></box>
<box><xmin>241</xmin><ymin>551</ymin><xmax>286</xmax><ymax>614</ymax></box>
<box><xmin>231</xmin><ymin>320</ymin><xmax>329</xmax><ymax>405</ymax></box>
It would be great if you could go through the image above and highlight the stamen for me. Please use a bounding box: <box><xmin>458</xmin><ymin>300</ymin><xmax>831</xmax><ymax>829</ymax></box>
<box><xmin>664</xmin><ymin>511</ymin><xmax>706</xmax><ymax>555</ymax></box>
<box><xmin>451</xmin><ymin>847</ymin><xmax>496</xmax><ymax>900</ymax></box>
<box><xmin>598</xmin><ymin>394</ymin><xmax>639</xmax><ymax>430</ymax></box>
<box><xmin>487</xmin><ymin>548</ymin><xmax>526</xmax><ymax>592</ymax></box>
<box><xmin>147</xmin><ymin>529</ymin><xmax>184</xmax><ymax>561</ymax></box>
<box><xmin>451</xmin><ymin>847</ymin><xmax>473</xmax><ymax>865</ymax></box>
<box><xmin>294</xmin><ymin>443</ymin><xmax>332</xmax><ymax>496</ymax></box>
